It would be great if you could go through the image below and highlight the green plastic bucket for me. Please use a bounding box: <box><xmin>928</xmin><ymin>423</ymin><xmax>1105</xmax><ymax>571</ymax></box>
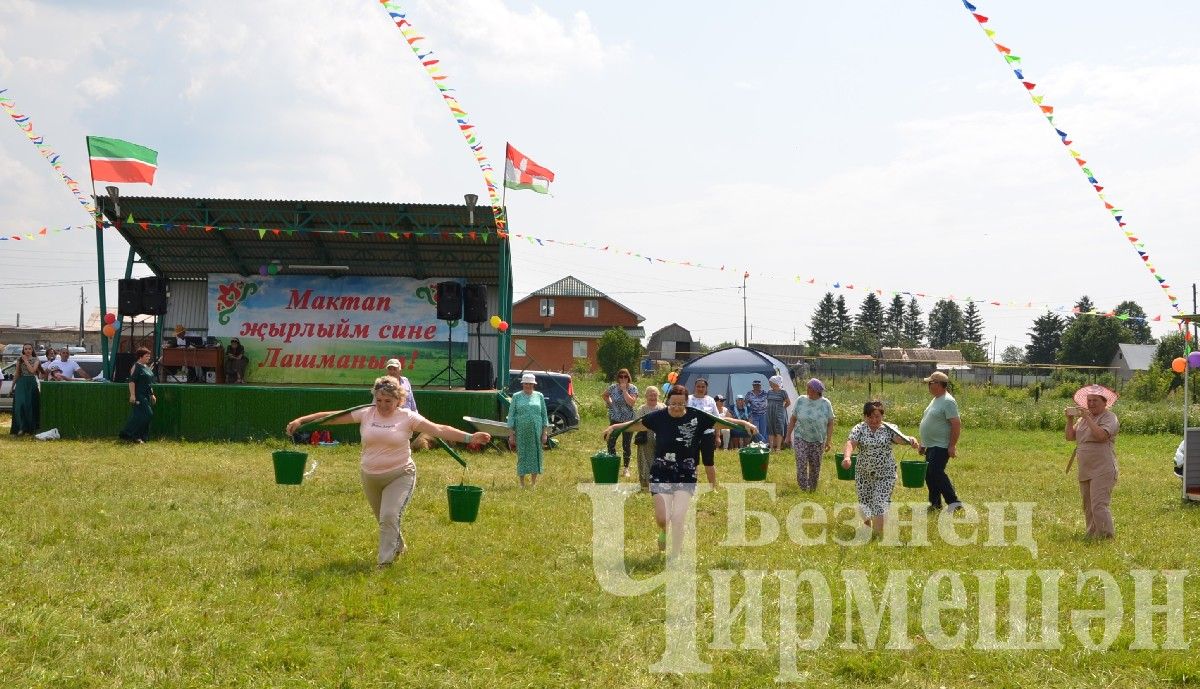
<box><xmin>447</xmin><ymin>484</ymin><xmax>483</xmax><ymax>523</ymax></box>
<box><xmin>272</xmin><ymin>450</ymin><xmax>309</xmax><ymax>485</ymax></box>
<box><xmin>900</xmin><ymin>460</ymin><xmax>928</xmax><ymax>488</ymax></box>
<box><xmin>591</xmin><ymin>451</ymin><xmax>620</xmax><ymax>484</ymax></box>
<box><xmin>834</xmin><ymin>452</ymin><xmax>856</xmax><ymax>481</ymax></box>
<box><xmin>738</xmin><ymin>447</ymin><xmax>770</xmax><ymax>481</ymax></box>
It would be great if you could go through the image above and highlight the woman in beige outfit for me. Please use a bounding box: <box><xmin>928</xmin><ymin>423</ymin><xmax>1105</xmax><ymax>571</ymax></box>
<box><xmin>1065</xmin><ymin>384</ymin><xmax>1119</xmax><ymax>539</ymax></box>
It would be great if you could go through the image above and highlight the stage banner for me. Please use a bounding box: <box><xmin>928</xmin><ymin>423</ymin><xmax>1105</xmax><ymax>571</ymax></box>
<box><xmin>207</xmin><ymin>274</ymin><xmax>467</xmax><ymax>385</ymax></box>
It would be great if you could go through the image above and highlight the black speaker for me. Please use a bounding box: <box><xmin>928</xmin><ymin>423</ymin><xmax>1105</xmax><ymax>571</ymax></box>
<box><xmin>112</xmin><ymin>352</ymin><xmax>138</xmax><ymax>383</ymax></box>
<box><xmin>141</xmin><ymin>276</ymin><xmax>168</xmax><ymax>315</ymax></box>
<box><xmin>463</xmin><ymin>283</ymin><xmax>488</xmax><ymax>323</ymax></box>
<box><xmin>465</xmin><ymin>359</ymin><xmax>493</xmax><ymax>390</ymax></box>
<box><xmin>118</xmin><ymin>278</ymin><xmax>143</xmax><ymax>315</ymax></box>
<box><xmin>436</xmin><ymin>281</ymin><xmax>463</xmax><ymax>321</ymax></box>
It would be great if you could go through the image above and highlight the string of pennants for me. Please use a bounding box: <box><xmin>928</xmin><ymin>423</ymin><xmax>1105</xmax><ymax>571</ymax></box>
<box><xmin>961</xmin><ymin>1</ymin><xmax>1181</xmax><ymax>314</ymax></box>
<box><xmin>377</xmin><ymin>0</ymin><xmax>506</xmax><ymax>232</ymax></box>
<box><xmin>0</xmin><ymin>217</ymin><xmax>505</xmax><ymax>243</ymax></box>
<box><xmin>0</xmin><ymin>88</ymin><xmax>97</xmax><ymax>219</ymax></box>
<box><xmin>505</xmin><ymin>231</ymin><xmax>1171</xmax><ymax>325</ymax></box>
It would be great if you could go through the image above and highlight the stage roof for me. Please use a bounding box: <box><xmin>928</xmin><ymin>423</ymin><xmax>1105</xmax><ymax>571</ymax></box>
<box><xmin>98</xmin><ymin>196</ymin><xmax>504</xmax><ymax>283</ymax></box>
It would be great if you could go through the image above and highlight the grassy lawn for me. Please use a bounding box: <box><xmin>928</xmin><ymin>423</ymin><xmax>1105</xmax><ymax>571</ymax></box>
<box><xmin>1</xmin><ymin>385</ymin><xmax>1199</xmax><ymax>687</ymax></box>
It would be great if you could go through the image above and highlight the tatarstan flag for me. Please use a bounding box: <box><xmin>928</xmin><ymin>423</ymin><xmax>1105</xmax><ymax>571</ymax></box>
<box><xmin>87</xmin><ymin>136</ymin><xmax>158</xmax><ymax>184</ymax></box>
<box><xmin>504</xmin><ymin>143</ymin><xmax>554</xmax><ymax>194</ymax></box>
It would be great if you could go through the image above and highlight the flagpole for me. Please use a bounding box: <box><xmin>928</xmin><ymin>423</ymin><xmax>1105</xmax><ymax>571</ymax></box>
<box><xmin>87</xmin><ymin>136</ymin><xmax>112</xmax><ymax>379</ymax></box>
<box><xmin>501</xmin><ymin>141</ymin><xmax>508</xmax><ymax>213</ymax></box>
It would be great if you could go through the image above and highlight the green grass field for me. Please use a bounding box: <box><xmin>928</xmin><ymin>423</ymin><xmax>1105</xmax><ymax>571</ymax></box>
<box><xmin>1</xmin><ymin>379</ymin><xmax>1199</xmax><ymax>687</ymax></box>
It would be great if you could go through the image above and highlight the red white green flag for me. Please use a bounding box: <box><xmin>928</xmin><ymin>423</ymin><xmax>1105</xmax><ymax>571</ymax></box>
<box><xmin>87</xmin><ymin>136</ymin><xmax>158</xmax><ymax>185</ymax></box>
<box><xmin>504</xmin><ymin>143</ymin><xmax>554</xmax><ymax>194</ymax></box>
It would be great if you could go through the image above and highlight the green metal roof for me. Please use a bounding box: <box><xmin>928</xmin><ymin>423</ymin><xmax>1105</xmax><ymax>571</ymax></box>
<box><xmin>97</xmin><ymin>196</ymin><xmax>503</xmax><ymax>282</ymax></box>
<box><xmin>511</xmin><ymin>326</ymin><xmax>645</xmax><ymax>339</ymax></box>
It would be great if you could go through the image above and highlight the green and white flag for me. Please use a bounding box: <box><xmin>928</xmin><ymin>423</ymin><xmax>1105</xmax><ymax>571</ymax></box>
<box><xmin>87</xmin><ymin>136</ymin><xmax>158</xmax><ymax>185</ymax></box>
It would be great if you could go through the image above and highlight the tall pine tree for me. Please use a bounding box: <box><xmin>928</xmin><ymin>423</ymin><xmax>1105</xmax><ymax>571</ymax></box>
<box><xmin>1025</xmin><ymin>312</ymin><xmax>1065</xmax><ymax>365</ymax></box>
<box><xmin>834</xmin><ymin>295</ymin><xmax>852</xmax><ymax>348</ymax></box>
<box><xmin>883</xmin><ymin>294</ymin><xmax>905</xmax><ymax>348</ymax></box>
<box><xmin>808</xmin><ymin>292</ymin><xmax>840</xmax><ymax>349</ymax></box>
<box><xmin>855</xmin><ymin>293</ymin><xmax>887</xmax><ymax>343</ymax></box>
<box><xmin>927</xmin><ymin>300</ymin><xmax>965</xmax><ymax>348</ymax></box>
<box><xmin>1072</xmin><ymin>295</ymin><xmax>1095</xmax><ymax>320</ymax></box>
<box><xmin>963</xmin><ymin>301</ymin><xmax>985</xmax><ymax>345</ymax></box>
<box><xmin>902</xmin><ymin>297</ymin><xmax>926</xmax><ymax>347</ymax></box>
<box><xmin>1114</xmin><ymin>300</ymin><xmax>1153</xmax><ymax>344</ymax></box>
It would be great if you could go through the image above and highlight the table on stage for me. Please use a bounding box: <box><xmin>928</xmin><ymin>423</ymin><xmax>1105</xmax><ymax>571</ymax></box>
<box><xmin>159</xmin><ymin>346</ymin><xmax>225</xmax><ymax>383</ymax></box>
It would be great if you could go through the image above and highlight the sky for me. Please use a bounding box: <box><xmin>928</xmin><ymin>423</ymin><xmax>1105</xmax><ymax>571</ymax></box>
<box><xmin>1</xmin><ymin>0</ymin><xmax>1198</xmax><ymax>358</ymax></box>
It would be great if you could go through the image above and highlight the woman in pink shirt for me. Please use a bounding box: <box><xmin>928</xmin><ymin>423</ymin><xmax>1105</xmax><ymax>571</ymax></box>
<box><xmin>286</xmin><ymin>376</ymin><xmax>491</xmax><ymax>567</ymax></box>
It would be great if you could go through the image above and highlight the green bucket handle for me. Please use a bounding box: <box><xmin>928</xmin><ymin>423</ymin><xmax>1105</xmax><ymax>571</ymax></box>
<box><xmin>435</xmin><ymin>437</ymin><xmax>469</xmax><ymax>469</ymax></box>
<box><xmin>295</xmin><ymin>402</ymin><xmax>375</xmax><ymax>434</ymax></box>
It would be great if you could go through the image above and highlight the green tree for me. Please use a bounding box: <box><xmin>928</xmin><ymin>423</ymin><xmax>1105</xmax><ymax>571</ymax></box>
<box><xmin>596</xmin><ymin>328</ymin><xmax>642</xmax><ymax>380</ymax></box>
<box><xmin>1000</xmin><ymin>345</ymin><xmax>1024</xmax><ymax>364</ymax></box>
<box><xmin>855</xmin><ymin>293</ymin><xmax>886</xmax><ymax>346</ymax></box>
<box><xmin>834</xmin><ymin>295</ymin><xmax>852</xmax><ymax>347</ymax></box>
<box><xmin>963</xmin><ymin>301</ymin><xmax>985</xmax><ymax>345</ymax></box>
<box><xmin>1025</xmin><ymin>312</ymin><xmax>1065</xmax><ymax>365</ymax></box>
<box><xmin>1153</xmin><ymin>332</ymin><xmax>1187</xmax><ymax>370</ymax></box>
<box><xmin>883</xmin><ymin>294</ymin><xmax>905</xmax><ymax>348</ymax></box>
<box><xmin>927</xmin><ymin>300</ymin><xmax>965</xmax><ymax>349</ymax></box>
<box><xmin>843</xmin><ymin>327</ymin><xmax>880</xmax><ymax>356</ymax></box>
<box><xmin>1114</xmin><ymin>300</ymin><xmax>1153</xmax><ymax>344</ymax></box>
<box><xmin>1072</xmin><ymin>295</ymin><xmax>1095</xmax><ymax>320</ymax></box>
<box><xmin>902</xmin><ymin>297</ymin><xmax>926</xmax><ymax>347</ymax></box>
<box><xmin>807</xmin><ymin>292</ymin><xmax>839</xmax><ymax>349</ymax></box>
<box><xmin>1057</xmin><ymin>314</ymin><xmax>1131</xmax><ymax>366</ymax></box>
<box><xmin>956</xmin><ymin>341</ymin><xmax>989</xmax><ymax>363</ymax></box>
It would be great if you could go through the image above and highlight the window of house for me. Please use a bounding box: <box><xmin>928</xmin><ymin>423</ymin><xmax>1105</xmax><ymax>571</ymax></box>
<box><xmin>539</xmin><ymin>298</ymin><xmax>555</xmax><ymax>317</ymax></box>
<box><xmin>584</xmin><ymin>299</ymin><xmax>598</xmax><ymax>318</ymax></box>
<box><xmin>572</xmin><ymin>340</ymin><xmax>588</xmax><ymax>358</ymax></box>
<box><xmin>514</xmin><ymin>339</ymin><xmax>527</xmax><ymax>356</ymax></box>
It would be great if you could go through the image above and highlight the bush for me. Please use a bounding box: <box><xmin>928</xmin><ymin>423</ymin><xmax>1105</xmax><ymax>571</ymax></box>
<box><xmin>571</xmin><ymin>358</ymin><xmax>591</xmax><ymax>378</ymax></box>
<box><xmin>1124</xmin><ymin>366</ymin><xmax>1172</xmax><ymax>402</ymax></box>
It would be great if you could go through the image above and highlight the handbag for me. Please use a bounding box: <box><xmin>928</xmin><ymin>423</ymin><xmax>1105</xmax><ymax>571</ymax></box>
<box><xmin>633</xmin><ymin>431</ymin><xmax>648</xmax><ymax>446</ymax></box>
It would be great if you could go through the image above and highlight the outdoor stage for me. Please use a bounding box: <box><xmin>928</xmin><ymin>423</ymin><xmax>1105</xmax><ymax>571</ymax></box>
<box><xmin>41</xmin><ymin>382</ymin><xmax>504</xmax><ymax>442</ymax></box>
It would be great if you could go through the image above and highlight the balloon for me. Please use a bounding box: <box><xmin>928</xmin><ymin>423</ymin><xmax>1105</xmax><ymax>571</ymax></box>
<box><xmin>102</xmin><ymin>324</ymin><xmax>116</xmax><ymax>338</ymax></box>
<box><xmin>489</xmin><ymin>315</ymin><xmax>501</xmax><ymax>328</ymax></box>
<box><xmin>498</xmin><ymin>321</ymin><xmax>509</xmax><ymax>332</ymax></box>
<box><xmin>1172</xmin><ymin>357</ymin><xmax>1187</xmax><ymax>374</ymax></box>
<box><xmin>667</xmin><ymin>371</ymin><xmax>678</xmax><ymax>384</ymax></box>
<box><xmin>259</xmin><ymin>265</ymin><xmax>269</xmax><ymax>276</ymax></box>
<box><xmin>104</xmin><ymin>312</ymin><xmax>116</xmax><ymax>325</ymax></box>
<box><xmin>268</xmin><ymin>263</ymin><xmax>279</xmax><ymax>275</ymax></box>
<box><xmin>1189</xmin><ymin>351</ymin><xmax>1200</xmax><ymax>369</ymax></box>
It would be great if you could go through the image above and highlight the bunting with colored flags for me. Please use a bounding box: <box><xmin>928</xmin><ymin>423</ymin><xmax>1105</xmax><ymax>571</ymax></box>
<box><xmin>960</xmin><ymin>0</ymin><xmax>1180</xmax><ymax>313</ymax></box>
<box><xmin>504</xmin><ymin>144</ymin><xmax>554</xmax><ymax>194</ymax></box>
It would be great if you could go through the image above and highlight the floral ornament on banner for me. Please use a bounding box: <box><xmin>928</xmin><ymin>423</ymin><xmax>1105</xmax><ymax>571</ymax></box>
<box><xmin>504</xmin><ymin>232</ymin><xmax>1170</xmax><ymax>325</ymax></box>
<box><xmin>377</xmin><ymin>1</ymin><xmax>506</xmax><ymax>235</ymax></box>
<box><xmin>0</xmin><ymin>89</ymin><xmax>98</xmax><ymax>221</ymax></box>
<box><xmin>960</xmin><ymin>1</ymin><xmax>1180</xmax><ymax>314</ymax></box>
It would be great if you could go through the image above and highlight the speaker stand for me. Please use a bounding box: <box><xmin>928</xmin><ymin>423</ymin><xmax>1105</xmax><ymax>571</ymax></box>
<box><xmin>423</xmin><ymin>322</ymin><xmax>463</xmax><ymax>389</ymax></box>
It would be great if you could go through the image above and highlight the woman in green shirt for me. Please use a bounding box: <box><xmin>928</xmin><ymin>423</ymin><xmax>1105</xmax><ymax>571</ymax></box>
<box><xmin>118</xmin><ymin>347</ymin><xmax>156</xmax><ymax>443</ymax></box>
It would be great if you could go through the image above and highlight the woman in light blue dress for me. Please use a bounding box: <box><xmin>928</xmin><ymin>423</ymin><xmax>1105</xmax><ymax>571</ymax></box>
<box><xmin>507</xmin><ymin>372</ymin><xmax>551</xmax><ymax>488</ymax></box>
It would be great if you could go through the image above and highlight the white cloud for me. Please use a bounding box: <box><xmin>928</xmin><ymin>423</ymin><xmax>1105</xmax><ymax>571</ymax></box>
<box><xmin>77</xmin><ymin>75</ymin><xmax>119</xmax><ymax>100</ymax></box>
<box><xmin>421</xmin><ymin>0</ymin><xmax>628</xmax><ymax>82</ymax></box>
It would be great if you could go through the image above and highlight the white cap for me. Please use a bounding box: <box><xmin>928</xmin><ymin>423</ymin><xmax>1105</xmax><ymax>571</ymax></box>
<box><xmin>521</xmin><ymin>372</ymin><xmax>538</xmax><ymax>385</ymax></box>
<box><xmin>385</xmin><ymin>358</ymin><xmax>402</xmax><ymax>369</ymax></box>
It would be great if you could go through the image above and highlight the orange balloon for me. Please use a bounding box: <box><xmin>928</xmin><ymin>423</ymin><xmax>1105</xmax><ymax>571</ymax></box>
<box><xmin>102</xmin><ymin>324</ymin><xmax>116</xmax><ymax>338</ymax></box>
<box><xmin>1172</xmin><ymin>357</ymin><xmax>1187</xmax><ymax>374</ymax></box>
<box><xmin>667</xmin><ymin>372</ymin><xmax>678</xmax><ymax>384</ymax></box>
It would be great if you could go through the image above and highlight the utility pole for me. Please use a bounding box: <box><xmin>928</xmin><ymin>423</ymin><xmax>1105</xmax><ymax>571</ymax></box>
<box><xmin>742</xmin><ymin>271</ymin><xmax>749</xmax><ymax>347</ymax></box>
<box><xmin>78</xmin><ymin>287</ymin><xmax>85</xmax><ymax>348</ymax></box>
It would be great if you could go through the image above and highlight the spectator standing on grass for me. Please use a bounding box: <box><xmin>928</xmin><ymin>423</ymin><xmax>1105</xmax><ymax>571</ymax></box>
<box><xmin>765</xmin><ymin>375</ymin><xmax>791</xmax><ymax>450</ymax></box>
<box><xmin>918</xmin><ymin>371</ymin><xmax>962</xmax><ymax>512</ymax></box>
<box><xmin>786</xmin><ymin>378</ymin><xmax>835</xmax><ymax>491</ymax></box>
<box><xmin>1065</xmin><ymin>384</ymin><xmax>1120</xmax><ymax>539</ymax></box>
<box><xmin>729</xmin><ymin>395</ymin><xmax>752</xmax><ymax>449</ymax></box>
<box><xmin>745</xmin><ymin>380</ymin><xmax>768</xmax><ymax>443</ymax></box>
<box><xmin>633</xmin><ymin>385</ymin><xmax>666</xmax><ymax>490</ymax></box>
<box><xmin>713</xmin><ymin>394</ymin><xmax>733</xmax><ymax>450</ymax></box>
<box><xmin>118</xmin><ymin>347</ymin><xmax>156</xmax><ymax>443</ymax></box>
<box><xmin>687</xmin><ymin>378</ymin><xmax>720</xmax><ymax>488</ymax></box>
<box><xmin>508</xmin><ymin>372</ymin><xmax>551</xmax><ymax>488</ymax></box>
<box><xmin>602</xmin><ymin>368</ymin><xmax>638</xmax><ymax>477</ymax></box>
<box><xmin>10</xmin><ymin>343</ymin><xmax>41</xmax><ymax>436</ymax></box>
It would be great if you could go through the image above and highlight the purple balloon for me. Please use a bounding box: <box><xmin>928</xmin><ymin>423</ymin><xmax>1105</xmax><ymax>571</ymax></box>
<box><xmin>259</xmin><ymin>265</ymin><xmax>269</xmax><ymax>276</ymax></box>
<box><xmin>1189</xmin><ymin>351</ymin><xmax>1200</xmax><ymax>369</ymax></box>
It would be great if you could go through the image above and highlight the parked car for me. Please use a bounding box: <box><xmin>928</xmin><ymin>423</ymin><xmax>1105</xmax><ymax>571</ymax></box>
<box><xmin>507</xmin><ymin>369</ymin><xmax>579</xmax><ymax>431</ymax></box>
<box><xmin>1</xmin><ymin>355</ymin><xmax>104</xmax><ymax>410</ymax></box>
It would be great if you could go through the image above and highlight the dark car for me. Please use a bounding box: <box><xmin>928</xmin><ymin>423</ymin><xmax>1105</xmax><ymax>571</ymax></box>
<box><xmin>507</xmin><ymin>369</ymin><xmax>580</xmax><ymax>431</ymax></box>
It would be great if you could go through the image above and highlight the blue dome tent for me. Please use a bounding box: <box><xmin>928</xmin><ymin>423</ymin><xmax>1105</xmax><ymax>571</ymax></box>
<box><xmin>678</xmin><ymin>346</ymin><xmax>799</xmax><ymax>407</ymax></box>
